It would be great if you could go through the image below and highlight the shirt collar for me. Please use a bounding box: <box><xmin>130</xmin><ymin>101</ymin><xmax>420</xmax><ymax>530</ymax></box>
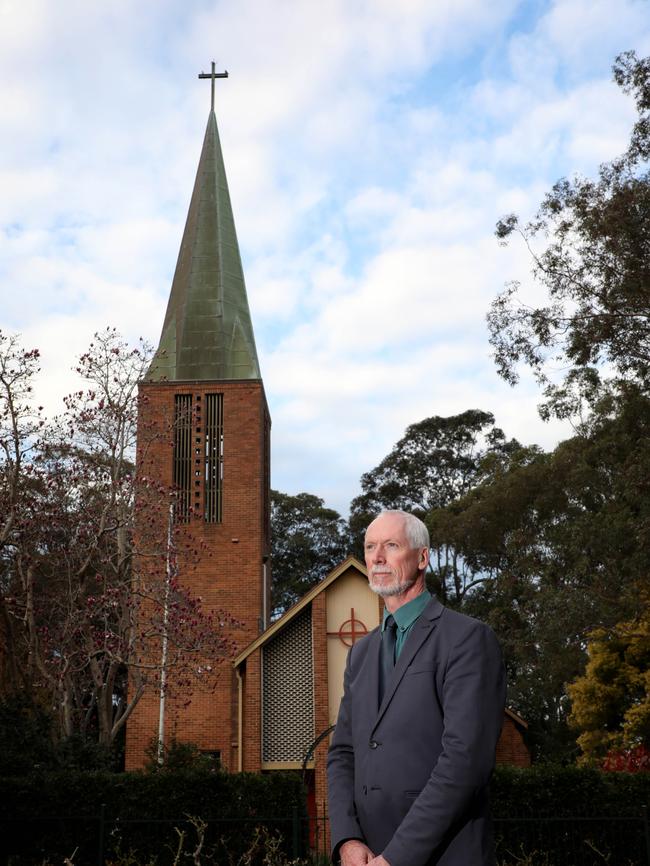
<box><xmin>382</xmin><ymin>590</ymin><xmax>431</xmax><ymax>632</ymax></box>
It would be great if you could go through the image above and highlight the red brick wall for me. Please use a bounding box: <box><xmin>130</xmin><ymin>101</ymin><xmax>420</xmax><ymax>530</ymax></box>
<box><xmin>241</xmin><ymin>652</ymin><xmax>262</xmax><ymax>772</ymax></box>
<box><xmin>496</xmin><ymin>714</ymin><xmax>531</xmax><ymax>768</ymax></box>
<box><xmin>125</xmin><ymin>379</ymin><xmax>270</xmax><ymax>771</ymax></box>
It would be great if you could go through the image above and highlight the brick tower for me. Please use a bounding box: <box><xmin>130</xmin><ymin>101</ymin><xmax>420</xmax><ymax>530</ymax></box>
<box><xmin>125</xmin><ymin>71</ymin><xmax>271</xmax><ymax>771</ymax></box>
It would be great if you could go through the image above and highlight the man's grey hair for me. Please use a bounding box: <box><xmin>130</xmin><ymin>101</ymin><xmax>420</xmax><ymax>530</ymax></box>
<box><xmin>370</xmin><ymin>510</ymin><xmax>430</xmax><ymax>550</ymax></box>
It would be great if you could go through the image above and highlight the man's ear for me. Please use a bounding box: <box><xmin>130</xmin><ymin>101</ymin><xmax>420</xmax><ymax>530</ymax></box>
<box><xmin>418</xmin><ymin>547</ymin><xmax>430</xmax><ymax>570</ymax></box>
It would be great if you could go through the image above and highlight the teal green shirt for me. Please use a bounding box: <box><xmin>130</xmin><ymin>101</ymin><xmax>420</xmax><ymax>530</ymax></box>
<box><xmin>381</xmin><ymin>590</ymin><xmax>431</xmax><ymax>660</ymax></box>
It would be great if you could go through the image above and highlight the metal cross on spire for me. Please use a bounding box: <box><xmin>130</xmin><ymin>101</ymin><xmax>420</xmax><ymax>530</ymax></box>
<box><xmin>198</xmin><ymin>61</ymin><xmax>228</xmax><ymax>111</ymax></box>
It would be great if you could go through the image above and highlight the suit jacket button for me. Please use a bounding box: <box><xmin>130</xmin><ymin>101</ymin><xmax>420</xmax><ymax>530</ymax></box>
<box><xmin>369</xmin><ymin>740</ymin><xmax>378</xmax><ymax>749</ymax></box>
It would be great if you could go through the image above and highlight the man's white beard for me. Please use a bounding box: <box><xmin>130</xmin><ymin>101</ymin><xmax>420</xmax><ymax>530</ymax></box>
<box><xmin>369</xmin><ymin>568</ymin><xmax>418</xmax><ymax>598</ymax></box>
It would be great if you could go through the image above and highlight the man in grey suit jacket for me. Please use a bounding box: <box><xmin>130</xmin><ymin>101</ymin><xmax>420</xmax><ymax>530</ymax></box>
<box><xmin>327</xmin><ymin>510</ymin><xmax>506</xmax><ymax>866</ymax></box>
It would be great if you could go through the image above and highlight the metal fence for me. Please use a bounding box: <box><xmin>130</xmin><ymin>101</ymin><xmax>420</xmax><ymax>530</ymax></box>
<box><xmin>2</xmin><ymin>810</ymin><xmax>650</xmax><ymax>866</ymax></box>
<box><xmin>492</xmin><ymin>813</ymin><xmax>650</xmax><ymax>866</ymax></box>
<box><xmin>2</xmin><ymin>811</ymin><xmax>305</xmax><ymax>866</ymax></box>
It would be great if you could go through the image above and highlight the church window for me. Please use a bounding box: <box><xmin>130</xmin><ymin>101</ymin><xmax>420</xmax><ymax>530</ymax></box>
<box><xmin>199</xmin><ymin>749</ymin><xmax>221</xmax><ymax>768</ymax></box>
<box><xmin>262</xmin><ymin>608</ymin><xmax>313</xmax><ymax>762</ymax></box>
<box><xmin>204</xmin><ymin>393</ymin><xmax>224</xmax><ymax>523</ymax></box>
<box><xmin>173</xmin><ymin>394</ymin><xmax>193</xmax><ymax>522</ymax></box>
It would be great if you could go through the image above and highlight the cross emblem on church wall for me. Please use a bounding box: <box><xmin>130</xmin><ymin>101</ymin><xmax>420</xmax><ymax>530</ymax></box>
<box><xmin>327</xmin><ymin>607</ymin><xmax>369</xmax><ymax>647</ymax></box>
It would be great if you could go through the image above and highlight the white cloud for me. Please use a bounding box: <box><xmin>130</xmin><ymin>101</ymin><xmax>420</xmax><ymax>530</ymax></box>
<box><xmin>541</xmin><ymin>0</ymin><xmax>650</xmax><ymax>70</ymax></box>
<box><xmin>2</xmin><ymin>0</ymin><xmax>650</xmax><ymax>516</ymax></box>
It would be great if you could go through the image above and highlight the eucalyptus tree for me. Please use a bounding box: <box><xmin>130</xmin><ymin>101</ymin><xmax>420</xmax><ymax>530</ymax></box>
<box><xmin>489</xmin><ymin>51</ymin><xmax>650</xmax><ymax>421</ymax></box>
<box><xmin>270</xmin><ymin>490</ymin><xmax>350</xmax><ymax>617</ymax></box>
<box><xmin>349</xmin><ymin>410</ymin><xmax>521</xmax><ymax>604</ymax></box>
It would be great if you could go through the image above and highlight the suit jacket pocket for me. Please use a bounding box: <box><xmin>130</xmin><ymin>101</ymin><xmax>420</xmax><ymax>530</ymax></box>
<box><xmin>405</xmin><ymin>663</ymin><xmax>436</xmax><ymax>676</ymax></box>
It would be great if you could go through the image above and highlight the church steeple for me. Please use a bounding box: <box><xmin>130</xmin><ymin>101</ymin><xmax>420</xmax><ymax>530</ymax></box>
<box><xmin>148</xmin><ymin>81</ymin><xmax>260</xmax><ymax>382</ymax></box>
<box><xmin>127</xmin><ymin>65</ymin><xmax>271</xmax><ymax>774</ymax></box>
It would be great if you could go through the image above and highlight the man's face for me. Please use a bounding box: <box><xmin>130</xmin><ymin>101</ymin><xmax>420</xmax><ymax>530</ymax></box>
<box><xmin>364</xmin><ymin>513</ymin><xmax>427</xmax><ymax>598</ymax></box>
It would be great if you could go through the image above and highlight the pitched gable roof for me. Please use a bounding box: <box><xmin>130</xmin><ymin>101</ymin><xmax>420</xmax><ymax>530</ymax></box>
<box><xmin>233</xmin><ymin>555</ymin><xmax>367</xmax><ymax>667</ymax></box>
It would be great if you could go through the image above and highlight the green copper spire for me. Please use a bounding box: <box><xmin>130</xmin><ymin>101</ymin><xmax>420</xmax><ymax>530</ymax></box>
<box><xmin>147</xmin><ymin>107</ymin><xmax>261</xmax><ymax>381</ymax></box>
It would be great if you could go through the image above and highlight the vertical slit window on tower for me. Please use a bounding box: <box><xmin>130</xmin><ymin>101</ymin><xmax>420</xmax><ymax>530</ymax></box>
<box><xmin>173</xmin><ymin>394</ymin><xmax>193</xmax><ymax>522</ymax></box>
<box><xmin>205</xmin><ymin>393</ymin><xmax>224</xmax><ymax>523</ymax></box>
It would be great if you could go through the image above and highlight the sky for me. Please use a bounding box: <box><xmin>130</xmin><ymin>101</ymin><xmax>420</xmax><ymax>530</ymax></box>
<box><xmin>2</xmin><ymin>0</ymin><xmax>650</xmax><ymax>516</ymax></box>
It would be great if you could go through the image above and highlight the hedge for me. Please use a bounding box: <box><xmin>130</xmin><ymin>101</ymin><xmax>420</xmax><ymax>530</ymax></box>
<box><xmin>1</xmin><ymin>765</ymin><xmax>649</xmax><ymax>866</ymax></box>
<box><xmin>490</xmin><ymin>766</ymin><xmax>650</xmax><ymax>865</ymax></box>
<box><xmin>490</xmin><ymin>764</ymin><xmax>650</xmax><ymax>817</ymax></box>
<box><xmin>0</xmin><ymin>768</ymin><xmax>307</xmax><ymax>865</ymax></box>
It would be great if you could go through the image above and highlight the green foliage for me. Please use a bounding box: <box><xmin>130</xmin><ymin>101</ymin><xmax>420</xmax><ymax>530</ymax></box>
<box><xmin>436</xmin><ymin>388</ymin><xmax>650</xmax><ymax>761</ymax></box>
<box><xmin>567</xmin><ymin>603</ymin><xmax>650</xmax><ymax>764</ymax></box>
<box><xmin>0</xmin><ymin>693</ymin><xmax>118</xmax><ymax>774</ymax></box>
<box><xmin>271</xmin><ymin>490</ymin><xmax>350</xmax><ymax>617</ymax></box>
<box><xmin>350</xmin><ymin>410</ymin><xmax>512</xmax><ymax>523</ymax></box>
<box><xmin>490</xmin><ymin>764</ymin><xmax>650</xmax><ymax>816</ymax></box>
<box><xmin>491</xmin><ymin>765</ymin><xmax>650</xmax><ymax>865</ymax></box>
<box><xmin>349</xmin><ymin>411</ymin><xmax>521</xmax><ymax>604</ymax></box>
<box><xmin>1</xmin><ymin>767</ymin><xmax>647</xmax><ymax>865</ymax></box>
<box><xmin>55</xmin><ymin>732</ymin><xmax>119</xmax><ymax>772</ymax></box>
<box><xmin>489</xmin><ymin>51</ymin><xmax>650</xmax><ymax>420</ymax></box>
<box><xmin>342</xmin><ymin>52</ymin><xmax>650</xmax><ymax>766</ymax></box>
<box><xmin>143</xmin><ymin>736</ymin><xmax>219</xmax><ymax>773</ymax></box>
<box><xmin>0</xmin><ymin>693</ymin><xmax>57</xmax><ymax>775</ymax></box>
<box><xmin>345</xmin><ymin>388</ymin><xmax>650</xmax><ymax>761</ymax></box>
<box><xmin>0</xmin><ymin>768</ymin><xmax>306</xmax><ymax>865</ymax></box>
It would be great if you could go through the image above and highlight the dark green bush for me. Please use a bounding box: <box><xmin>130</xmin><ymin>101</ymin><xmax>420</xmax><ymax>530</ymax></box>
<box><xmin>143</xmin><ymin>735</ymin><xmax>219</xmax><ymax>773</ymax></box>
<box><xmin>0</xmin><ymin>768</ymin><xmax>306</xmax><ymax>865</ymax></box>
<box><xmin>0</xmin><ymin>693</ymin><xmax>120</xmax><ymax>775</ymax></box>
<box><xmin>490</xmin><ymin>765</ymin><xmax>650</xmax><ymax>817</ymax></box>
<box><xmin>490</xmin><ymin>766</ymin><xmax>650</xmax><ymax>865</ymax></box>
<box><xmin>0</xmin><ymin>693</ymin><xmax>56</xmax><ymax>775</ymax></box>
<box><xmin>2</xmin><ymin>765</ymin><xmax>648</xmax><ymax>865</ymax></box>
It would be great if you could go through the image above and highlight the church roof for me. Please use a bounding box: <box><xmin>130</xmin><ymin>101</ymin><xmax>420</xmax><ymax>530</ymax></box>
<box><xmin>147</xmin><ymin>109</ymin><xmax>261</xmax><ymax>382</ymax></box>
<box><xmin>233</xmin><ymin>556</ymin><xmax>368</xmax><ymax>667</ymax></box>
<box><xmin>504</xmin><ymin>707</ymin><xmax>528</xmax><ymax>729</ymax></box>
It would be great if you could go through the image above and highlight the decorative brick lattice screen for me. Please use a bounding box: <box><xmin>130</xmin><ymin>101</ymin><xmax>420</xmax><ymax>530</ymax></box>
<box><xmin>262</xmin><ymin>608</ymin><xmax>314</xmax><ymax>762</ymax></box>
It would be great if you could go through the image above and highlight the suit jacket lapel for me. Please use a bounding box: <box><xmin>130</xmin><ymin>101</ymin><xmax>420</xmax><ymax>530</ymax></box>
<box><xmin>373</xmin><ymin>596</ymin><xmax>444</xmax><ymax>729</ymax></box>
